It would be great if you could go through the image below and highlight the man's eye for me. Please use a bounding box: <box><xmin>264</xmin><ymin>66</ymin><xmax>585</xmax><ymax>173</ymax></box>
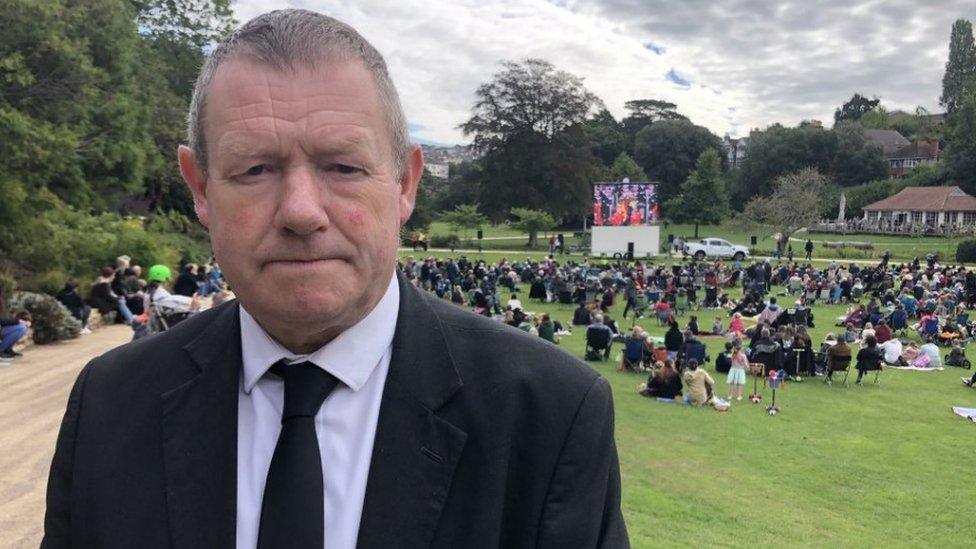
<box><xmin>334</xmin><ymin>164</ymin><xmax>361</xmax><ymax>175</ymax></box>
<box><xmin>244</xmin><ymin>165</ymin><xmax>266</xmax><ymax>176</ymax></box>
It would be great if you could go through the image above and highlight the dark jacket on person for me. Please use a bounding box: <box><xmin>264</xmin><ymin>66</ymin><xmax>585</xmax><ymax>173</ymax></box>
<box><xmin>42</xmin><ymin>273</ymin><xmax>629</xmax><ymax>548</ymax></box>
<box><xmin>647</xmin><ymin>371</ymin><xmax>683</xmax><ymax>399</ymax></box>
<box><xmin>173</xmin><ymin>272</ymin><xmax>199</xmax><ymax>297</ymax></box>
<box><xmin>572</xmin><ymin>305</ymin><xmax>591</xmax><ymax>326</ymax></box>
<box><xmin>714</xmin><ymin>352</ymin><xmax>732</xmax><ymax>374</ymax></box>
<box><xmin>56</xmin><ymin>288</ymin><xmax>88</xmax><ymax>321</ymax></box>
<box><xmin>664</xmin><ymin>328</ymin><xmax>683</xmax><ymax>352</ymax></box>
<box><xmin>87</xmin><ymin>282</ymin><xmax>117</xmax><ymax>314</ymax></box>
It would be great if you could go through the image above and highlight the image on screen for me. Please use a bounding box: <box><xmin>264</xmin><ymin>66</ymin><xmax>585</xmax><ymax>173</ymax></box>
<box><xmin>592</xmin><ymin>183</ymin><xmax>659</xmax><ymax>226</ymax></box>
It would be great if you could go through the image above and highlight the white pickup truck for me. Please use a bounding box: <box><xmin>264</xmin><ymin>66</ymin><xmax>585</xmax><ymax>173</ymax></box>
<box><xmin>683</xmin><ymin>237</ymin><xmax>750</xmax><ymax>260</ymax></box>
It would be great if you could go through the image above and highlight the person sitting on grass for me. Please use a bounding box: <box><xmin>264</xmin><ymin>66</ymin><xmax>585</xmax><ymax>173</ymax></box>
<box><xmin>687</xmin><ymin>315</ymin><xmax>700</xmax><ymax>336</ymax></box>
<box><xmin>682</xmin><ymin>359</ymin><xmax>715</xmax><ymax>407</ymax></box>
<box><xmin>855</xmin><ymin>335</ymin><xmax>884</xmax><ymax>384</ymax></box>
<box><xmin>843</xmin><ymin>322</ymin><xmax>859</xmax><ymax>343</ymax></box>
<box><xmin>756</xmin><ymin>296</ymin><xmax>783</xmax><ymax>326</ymax></box>
<box><xmin>712</xmin><ymin>316</ymin><xmax>724</xmax><ymax>335</ymax></box>
<box><xmin>874</xmin><ymin>319</ymin><xmax>892</xmax><ymax>344</ymax></box>
<box><xmin>878</xmin><ymin>336</ymin><xmax>905</xmax><ymax>366</ymax></box>
<box><xmin>537</xmin><ymin>313</ymin><xmax>558</xmax><ymax>344</ymax></box>
<box><xmin>640</xmin><ymin>360</ymin><xmax>683</xmax><ymax>400</ymax></box>
<box><xmin>571</xmin><ymin>301</ymin><xmax>591</xmax><ymax>326</ymax></box>
<box><xmin>902</xmin><ymin>341</ymin><xmax>921</xmax><ymax>365</ymax></box>
<box><xmin>946</xmin><ymin>340</ymin><xmax>969</xmax><ymax>368</ymax></box>
<box><xmin>918</xmin><ymin>338</ymin><xmax>942</xmax><ymax>369</ymax></box>
<box><xmin>654</xmin><ymin>298</ymin><xmax>673</xmax><ymax>325</ymax></box>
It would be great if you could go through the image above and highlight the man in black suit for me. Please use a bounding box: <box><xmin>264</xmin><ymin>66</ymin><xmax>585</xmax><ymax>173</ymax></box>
<box><xmin>43</xmin><ymin>9</ymin><xmax>627</xmax><ymax>549</ymax></box>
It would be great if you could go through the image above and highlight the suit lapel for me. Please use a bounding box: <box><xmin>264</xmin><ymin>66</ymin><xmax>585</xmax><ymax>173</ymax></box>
<box><xmin>161</xmin><ymin>302</ymin><xmax>241</xmax><ymax>548</ymax></box>
<box><xmin>356</xmin><ymin>273</ymin><xmax>467</xmax><ymax>549</ymax></box>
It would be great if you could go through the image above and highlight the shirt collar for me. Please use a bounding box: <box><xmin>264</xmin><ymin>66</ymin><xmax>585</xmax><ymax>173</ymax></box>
<box><xmin>239</xmin><ymin>272</ymin><xmax>399</xmax><ymax>394</ymax></box>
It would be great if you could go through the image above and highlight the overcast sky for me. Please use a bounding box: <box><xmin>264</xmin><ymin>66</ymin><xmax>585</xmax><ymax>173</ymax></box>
<box><xmin>233</xmin><ymin>0</ymin><xmax>974</xmax><ymax>144</ymax></box>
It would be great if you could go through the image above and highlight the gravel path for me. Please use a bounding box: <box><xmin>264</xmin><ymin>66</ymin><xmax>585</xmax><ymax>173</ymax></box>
<box><xmin>0</xmin><ymin>324</ymin><xmax>132</xmax><ymax>548</ymax></box>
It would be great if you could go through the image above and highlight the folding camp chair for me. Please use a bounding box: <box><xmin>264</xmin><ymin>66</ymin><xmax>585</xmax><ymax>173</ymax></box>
<box><xmin>622</xmin><ymin>337</ymin><xmax>647</xmax><ymax>372</ymax></box>
<box><xmin>683</xmin><ymin>342</ymin><xmax>709</xmax><ymax>368</ymax></box>
<box><xmin>825</xmin><ymin>355</ymin><xmax>852</xmax><ymax>386</ymax></box>
<box><xmin>585</xmin><ymin>327</ymin><xmax>613</xmax><ymax>361</ymax></box>
<box><xmin>920</xmin><ymin>317</ymin><xmax>940</xmax><ymax>340</ymax></box>
<box><xmin>818</xmin><ymin>288</ymin><xmax>831</xmax><ymax>303</ymax></box>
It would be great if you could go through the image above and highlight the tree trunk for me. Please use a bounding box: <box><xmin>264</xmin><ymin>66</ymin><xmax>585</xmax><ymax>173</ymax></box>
<box><xmin>528</xmin><ymin>230</ymin><xmax>537</xmax><ymax>248</ymax></box>
<box><xmin>694</xmin><ymin>223</ymin><xmax>699</xmax><ymax>238</ymax></box>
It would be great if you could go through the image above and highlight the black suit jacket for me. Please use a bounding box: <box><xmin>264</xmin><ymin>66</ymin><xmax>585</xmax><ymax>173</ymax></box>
<box><xmin>43</xmin><ymin>273</ymin><xmax>629</xmax><ymax>548</ymax></box>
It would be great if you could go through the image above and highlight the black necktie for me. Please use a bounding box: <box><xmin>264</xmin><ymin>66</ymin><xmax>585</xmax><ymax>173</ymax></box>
<box><xmin>258</xmin><ymin>361</ymin><xmax>339</xmax><ymax>549</ymax></box>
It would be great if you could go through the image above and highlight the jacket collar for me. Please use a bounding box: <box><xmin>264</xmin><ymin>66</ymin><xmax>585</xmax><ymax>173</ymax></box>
<box><xmin>161</xmin><ymin>301</ymin><xmax>242</xmax><ymax>548</ymax></box>
<box><xmin>356</xmin><ymin>271</ymin><xmax>467</xmax><ymax>548</ymax></box>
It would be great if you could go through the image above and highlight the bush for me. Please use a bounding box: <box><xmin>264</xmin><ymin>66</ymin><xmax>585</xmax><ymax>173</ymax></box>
<box><xmin>7</xmin><ymin>291</ymin><xmax>81</xmax><ymax>344</ymax></box>
<box><xmin>957</xmin><ymin>240</ymin><xmax>976</xmax><ymax>263</ymax></box>
<box><xmin>429</xmin><ymin>234</ymin><xmax>460</xmax><ymax>249</ymax></box>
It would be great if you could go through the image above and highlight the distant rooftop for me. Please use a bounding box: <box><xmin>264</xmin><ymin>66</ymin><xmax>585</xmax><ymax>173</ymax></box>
<box><xmin>863</xmin><ymin>186</ymin><xmax>976</xmax><ymax>212</ymax></box>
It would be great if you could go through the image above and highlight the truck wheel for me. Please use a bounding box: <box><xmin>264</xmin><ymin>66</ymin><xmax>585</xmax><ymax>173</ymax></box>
<box><xmin>694</xmin><ymin>251</ymin><xmax>706</xmax><ymax>260</ymax></box>
<box><xmin>733</xmin><ymin>251</ymin><xmax>745</xmax><ymax>261</ymax></box>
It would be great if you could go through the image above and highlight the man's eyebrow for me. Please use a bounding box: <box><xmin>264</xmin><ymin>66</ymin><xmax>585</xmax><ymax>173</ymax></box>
<box><xmin>216</xmin><ymin>137</ymin><xmax>279</xmax><ymax>160</ymax></box>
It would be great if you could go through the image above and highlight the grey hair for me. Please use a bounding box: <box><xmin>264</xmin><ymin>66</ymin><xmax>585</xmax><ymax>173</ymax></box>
<box><xmin>187</xmin><ymin>9</ymin><xmax>410</xmax><ymax>175</ymax></box>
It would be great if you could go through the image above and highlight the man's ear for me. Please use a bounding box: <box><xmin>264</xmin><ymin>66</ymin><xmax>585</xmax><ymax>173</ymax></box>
<box><xmin>178</xmin><ymin>145</ymin><xmax>211</xmax><ymax>228</ymax></box>
<box><xmin>398</xmin><ymin>145</ymin><xmax>424</xmax><ymax>227</ymax></box>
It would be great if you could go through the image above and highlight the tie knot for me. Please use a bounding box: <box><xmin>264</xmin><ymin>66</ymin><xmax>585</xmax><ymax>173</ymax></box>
<box><xmin>270</xmin><ymin>361</ymin><xmax>340</xmax><ymax>422</ymax></box>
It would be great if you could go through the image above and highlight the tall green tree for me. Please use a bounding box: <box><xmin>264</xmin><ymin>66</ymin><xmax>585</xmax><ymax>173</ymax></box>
<box><xmin>582</xmin><ymin>108</ymin><xmax>628</xmax><ymax>167</ymax></box>
<box><xmin>945</xmin><ymin>87</ymin><xmax>976</xmax><ymax>194</ymax></box>
<box><xmin>621</xmin><ymin>98</ymin><xmax>685</xmax><ymax>147</ymax></box>
<box><xmin>459</xmin><ymin>59</ymin><xmax>604</xmax><ymax>221</ymax></box>
<box><xmin>509</xmin><ymin>207</ymin><xmax>557</xmax><ymax>248</ymax></box>
<box><xmin>632</xmin><ymin>119</ymin><xmax>723</xmax><ymax>204</ymax></box>
<box><xmin>608</xmin><ymin>152</ymin><xmax>647</xmax><ymax>181</ymax></box>
<box><xmin>941</xmin><ymin>18</ymin><xmax>976</xmax><ymax>115</ymax></box>
<box><xmin>439</xmin><ymin>204</ymin><xmax>488</xmax><ymax>242</ymax></box>
<box><xmin>665</xmin><ymin>149</ymin><xmax>728</xmax><ymax>237</ymax></box>
<box><xmin>834</xmin><ymin>93</ymin><xmax>881</xmax><ymax>123</ymax></box>
<box><xmin>734</xmin><ymin>123</ymin><xmax>835</xmax><ymax>203</ymax></box>
<box><xmin>831</xmin><ymin>121</ymin><xmax>887</xmax><ymax>187</ymax></box>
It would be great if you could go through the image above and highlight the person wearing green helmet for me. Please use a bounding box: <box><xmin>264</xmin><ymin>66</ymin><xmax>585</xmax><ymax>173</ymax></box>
<box><xmin>147</xmin><ymin>264</ymin><xmax>171</xmax><ymax>283</ymax></box>
<box><xmin>138</xmin><ymin>264</ymin><xmax>200</xmax><ymax>337</ymax></box>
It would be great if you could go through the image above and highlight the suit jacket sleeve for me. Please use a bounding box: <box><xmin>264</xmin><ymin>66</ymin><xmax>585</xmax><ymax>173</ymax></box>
<box><xmin>536</xmin><ymin>376</ymin><xmax>629</xmax><ymax>548</ymax></box>
<box><xmin>42</xmin><ymin>361</ymin><xmax>94</xmax><ymax>548</ymax></box>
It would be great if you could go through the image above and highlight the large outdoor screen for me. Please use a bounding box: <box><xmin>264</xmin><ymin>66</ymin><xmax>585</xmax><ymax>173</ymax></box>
<box><xmin>592</xmin><ymin>182</ymin><xmax>659</xmax><ymax>226</ymax></box>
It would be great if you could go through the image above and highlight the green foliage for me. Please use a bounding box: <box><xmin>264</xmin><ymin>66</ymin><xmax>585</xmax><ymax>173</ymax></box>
<box><xmin>438</xmin><ymin>204</ymin><xmax>488</xmax><ymax>241</ymax></box>
<box><xmin>633</xmin><ymin>119</ymin><xmax>723</xmax><ymax>204</ymax></box>
<box><xmin>459</xmin><ymin>59</ymin><xmax>604</xmax><ymax>222</ymax></box>
<box><xmin>7</xmin><ymin>291</ymin><xmax>82</xmax><ymax>344</ymax></box>
<box><xmin>621</xmin><ymin>98</ymin><xmax>685</xmax><ymax>148</ymax></box>
<box><xmin>582</xmin><ymin>109</ymin><xmax>628</xmax><ymax>167</ymax></box>
<box><xmin>858</xmin><ymin>106</ymin><xmax>889</xmax><ymax>129</ymax></box>
<box><xmin>428</xmin><ymin>234</ymin><xmax>460</xmax><ymax>249</ymax></box>
<box><xmin>957</xmin><ymin>239</ymin><xmax>976</xmax><ymax>263</ymax></box>
<box><xmin>665</xmin><ymin>149</ymin><xmax>728</xmax><ymax>234</ymax></box>
<box><xmin>834</xmin><ymin>93</ymin><xmax>881</xmax><ymax>122</ymax></box>
<box><xmin>608</xmin><ymin>152</ymin><xmax>647</xmax><ymax>181</ymax></box>
<box><xmin>404</xmin><ymin>170</ymin><xmax>441</xmax><ymax>231</ymax></box>
<box><xmin>509</xmin><ymin>207</ymin><xmax>557</xmax><ymax>247</ymax></box>
<box><xmin>735</xmin><ymin>124</ymin><xmax>835</xmax><ymax>202</ymax></box>
<box><xmin>831</xmin><ymin>121</ymin><xmax>888</xmax><ymax>187</ymax></box>
<box><xmin>945</xmin><ymin>89</ymin><xmax>976</xmax><ymax>195</ymax></box>
<box><xmin>940</xmin><ymin>18</ymin><xmax>976</xmax><ymax>114</ymax></box>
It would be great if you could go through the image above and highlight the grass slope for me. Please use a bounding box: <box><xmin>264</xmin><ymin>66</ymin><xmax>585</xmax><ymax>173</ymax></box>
<box><xmin>399</xmin><ymin>257</ymin><xmax>976</xmax><ymax>546</ymax></box>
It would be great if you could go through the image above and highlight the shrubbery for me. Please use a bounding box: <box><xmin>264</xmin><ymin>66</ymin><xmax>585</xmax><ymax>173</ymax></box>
<box><xmin>429</xmin><ymin>234</ymin><xmax>460</xmax><ymax>249</ymax></box>
<box><xmin>957</xmin><ymin>239</ymin><xmax>976</xmax><ymax>263</ymax></box>
<box><xmin>7</xmin><ymin>291</ymin><xmax>81</xmax><ymax>344</ymax></box>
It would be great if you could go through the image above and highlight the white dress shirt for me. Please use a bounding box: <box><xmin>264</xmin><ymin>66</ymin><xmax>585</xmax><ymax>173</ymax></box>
<box><xmin>236</xmin><ymin>274</ymin><xmax>399</xmax><ymax>549</ymax></box>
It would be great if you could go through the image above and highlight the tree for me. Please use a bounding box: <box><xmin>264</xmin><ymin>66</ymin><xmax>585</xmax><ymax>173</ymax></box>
<box><xmin>438</xmin><ymin>204</ymin><xmax>488</xmax><ymax>243</ymax></box>
<box><xmin>460</xmin><ymin>58</ymin><xmax>602</xmax><ymax>152</ymax></box>
<box><xmin>831</xmin><ymin>121</ymin><xmax>887</xmax><ymax>187</ymax></box>
<box><xmin>740</xmin><ymin>169</ymin><xmax>827</xmax><ymax>252</ymax></box>
<box><xmin>131</xmin><ymin>0</ymin><xmax>235</xmax><ymax>49</ymax></box>
<box><xmin>459</xmin><ymin>59</ymin><xmax>604</xmax><ymax>221</ymax></box>
<box><xmin>665</xmin><ymin>149</ymin><xmax>728</xmax><ymax>237</ymax></box>
<box><xmin>632</xmin><ymin>119</ymin><xmax>723</xmax><ymax>204</ymax></box>
<box><xmin>859</xmin><ymin>106</ymin><xmax>890</xmax><ymax>129</ymax></box>
<box><xmin>734</xmin><ymin>124</ymin><xmax>835</xmax><ymax>203</ymax></box>
<box><xmin>834</xmin><ymin>93</ymin><xmax>881</xmax><ymax>123</ymax></box>
<box><xmin>608</xmin><ymin>152</ymin><xmax>647</xmax><ymax>181</ymax></box>
<box><xmin>509</xmin><ymin>207</ymin><xmax>557</xmax><ymax>248</ymax></box>
<box><xmin>945</xmin><ymin>86</ymin><xmax>976</xmax><ymax>195</ymax></box>
<box><xmin>941</xmin><ymin>19</ymin><xmax>976</xmax><ymax>115</ymax></box>
<box><xmin>621</xmin><ymin>98</ymin><xmax>686</xmax><ymax>146</ymax></box>
<box><xmin>582</xmin><ymin>108</ymin><xmax>628</xmax><ymax>166</ymax></box>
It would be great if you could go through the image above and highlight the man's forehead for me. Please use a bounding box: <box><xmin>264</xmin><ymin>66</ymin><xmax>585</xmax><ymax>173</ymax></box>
<box><xmin>204</xmin><ymin>57</ymin><xmax>385</xmax><ymax>137</ymax></box>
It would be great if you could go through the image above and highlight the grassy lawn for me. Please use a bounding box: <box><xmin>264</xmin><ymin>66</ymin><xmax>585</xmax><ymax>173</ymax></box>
<box><xmin>398</xmin><ymin>255</ymin><xmax>976</xmax><ymax>546</ymax></box>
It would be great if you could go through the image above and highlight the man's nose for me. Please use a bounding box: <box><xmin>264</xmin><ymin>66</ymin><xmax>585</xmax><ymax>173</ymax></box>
<box><xmin>275</xmin><ymin>166</ymin><xmax>330</xmax><ymax>236</ymax></box>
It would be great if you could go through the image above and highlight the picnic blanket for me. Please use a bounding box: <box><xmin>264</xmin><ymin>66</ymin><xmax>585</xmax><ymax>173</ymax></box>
<box><xmin>952</xmin><ymin>406</ymin><xmax>976</xmax><ymax>422</ymax></box>
<box><xmin>885</xmin><ymin>364</ymin><xmax>945</xmax><ymax>371</ymax></box>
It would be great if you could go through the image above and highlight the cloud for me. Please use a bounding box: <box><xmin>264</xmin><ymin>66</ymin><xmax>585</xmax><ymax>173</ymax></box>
<box><xmin>230</xmin><ymin>0</ymin><xmax>970</xmax><ymax>143</ymax></box>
